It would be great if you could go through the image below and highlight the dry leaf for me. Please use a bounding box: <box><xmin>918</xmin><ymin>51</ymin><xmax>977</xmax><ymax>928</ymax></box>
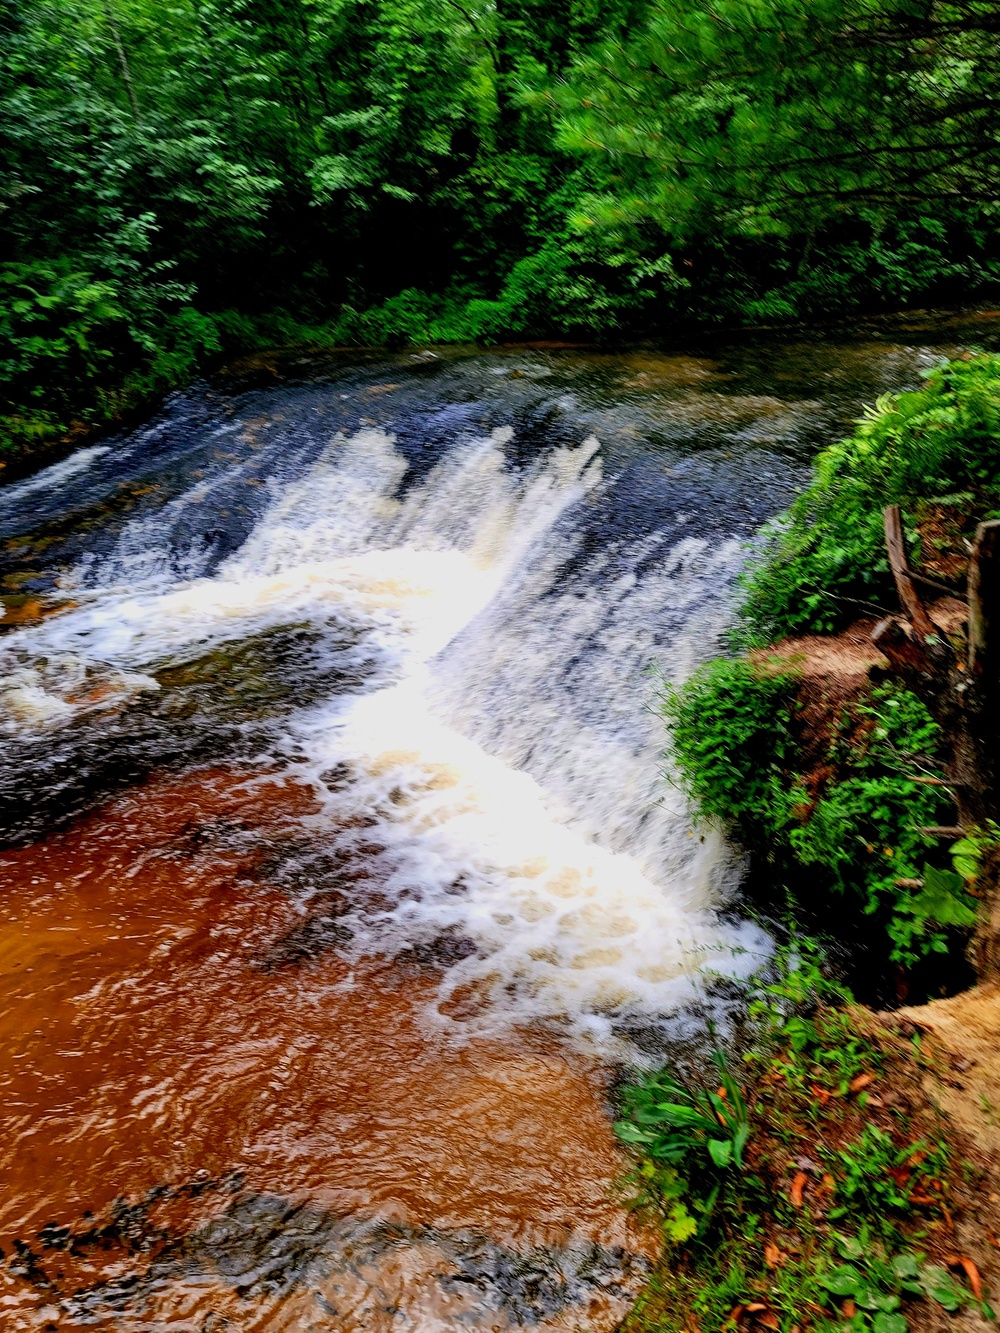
<box><xmin>745</xmin><ymin>1303</ymin><xmax>767</xmax><ymax>1313</ymax></box>
<box><xmin>790</xmin><ymin>1170</ymin><xmax>808</xmax><ymax>1208</ymax></box>
<box><xmin>758</xmin><ymin>1311</ymin><xmax>780</xmax><ymax>1330</ymax></box>
<box><xmin>764</xmin><ymin>1242</ymin><xmax>781</xmax><ymax>1269</ymax></box>
<box><xmin>843</xmin><ymin>1300</ymin><xmax>856</xmax><ymax>1318</ymax></box>
<box><xmin>849</xmin><ymin>1073</ymin><xmax>874</xmax><ymax>1093</ymax></box>
<box><xmin>945</xmin><ymin>1256</ymin><xmax>983</xmax><ymax>1300</ymax></box>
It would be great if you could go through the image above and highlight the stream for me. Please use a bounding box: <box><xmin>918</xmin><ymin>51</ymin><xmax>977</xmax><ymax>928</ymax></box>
<box><xmin>1</xmin><ymin>314</ymin><xmax>996</xmax><ymax>1331</ymax></box>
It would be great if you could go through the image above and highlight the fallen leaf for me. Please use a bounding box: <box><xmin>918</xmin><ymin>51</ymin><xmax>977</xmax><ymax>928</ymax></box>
<box><xmin>843</xmin><ymin>1300</ymin><xmax>856</xmax><ymax>1318</ymax></box>
<box><xmin>764</xmin><ymin>1242</ymin><xmax>782</xmax><ymax>1269</ymax></box>
<box><xmin>849</xmin><ymin>1073</ymin><xmax>874</xmax><ymax>1093</ymax></box>
<box><xmin>790</xmin><ymin>1170</ymin><xmax>808</xmax><ymax>1208</ymax></box>
<box><xmin>820</xmin><ymin>1173</ymin><xmax>836</xmax><ymax>1195</ymax></box>
<box><xmin>945</xmin><ymin>1256</ymin><xmax>983</xmax><ymax>1300</ymax></box>
<box><xmin>758</xmin><ymin>1311</ymin><xmax>780</xmax><ymax>1330</ymax></box>
<box><xmin>745</xmin><ymin>1304</ymin><xmax>767</xmax><ymax>1313</ymax></box>
<box><xmin>727</xmin><ymin>1305</ymin><xmax>745</xmax><ymax>1325</ymax></box>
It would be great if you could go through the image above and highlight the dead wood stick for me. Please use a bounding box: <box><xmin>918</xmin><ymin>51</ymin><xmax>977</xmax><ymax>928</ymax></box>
<box><xmin>915</xmin><ymin>825</ymin><xmax>966</xmax><ymax>838</ymax></box>
<box><xmin>909</xmin><ymin>570</ymin><xmax>966</xmax><ymax>598</ymax></box>
<box><xmin>894</xmin><ymin>878</ymin><xmax>924</xmax><ymax>889</ymax></box>
<box><xmin>904</xmin><ymin>775</ymin><xmax>951</xmax><ymax>787</ymax></box>
<box><xmin>883</xmin><ymin>504</ymin><xmax>938</xmax><ymax>640</ymax></box>
<box><xmin>967</xmin><ymin>519</ymin><xmax>1000</xmax><ymax>678</ymax></box>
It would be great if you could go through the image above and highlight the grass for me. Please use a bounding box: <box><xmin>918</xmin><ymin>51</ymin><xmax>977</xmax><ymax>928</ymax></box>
<box><xmin>616</xmin><ymin>938</ymin><xmax>994</xmax><ymax>1333</ymax></box>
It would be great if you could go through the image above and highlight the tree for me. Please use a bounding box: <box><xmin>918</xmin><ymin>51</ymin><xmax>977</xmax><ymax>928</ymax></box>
<box><xmin>555</xmin><ymin>0</ymin><xmax>1000</xmax><ymax>239</ymax></box>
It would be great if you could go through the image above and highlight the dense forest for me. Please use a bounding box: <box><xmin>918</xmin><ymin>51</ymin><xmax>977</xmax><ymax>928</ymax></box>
<box><xmin>3</xmin><ymin>0</ymin><xmax>1000</xmax><ymax>454</ymax></box>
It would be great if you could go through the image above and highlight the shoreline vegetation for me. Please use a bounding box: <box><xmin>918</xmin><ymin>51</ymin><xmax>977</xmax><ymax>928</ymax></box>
<box><xmin>7</xmin><ymin>0</ymin><xmax>1000</xmax><ymax>1320</ymax></box>
<box><xmin>4</xmin><ymin>0</ymin><xmax>1000</xmax><ymax>468</ymax></box>
<box><xmin>615</xmin><ymin>353</ymin><xmax>1000</xmax><ymax>1333</ymax></box>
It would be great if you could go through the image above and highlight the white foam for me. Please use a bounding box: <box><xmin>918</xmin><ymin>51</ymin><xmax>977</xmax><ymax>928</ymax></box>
<box><xmin>4</xmin><ymin>424</ymin><xmax>769</xmax><ymax>1054</ymax></box>
<box><xmin>0</xmin><ymin>444</ymin><xmax>110</xmax><ymax>509</ymax></box>
<box><xmin>289</xmin><ymin>679</ymin><xmax>766</xmax><ymax>1055</ymax></box>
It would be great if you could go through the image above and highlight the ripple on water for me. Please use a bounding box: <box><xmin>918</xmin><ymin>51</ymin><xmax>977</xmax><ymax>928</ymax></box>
<box><xmin>5</xmin><ymin>329</ymin><xmax>995</xmax><ymax>1328</ymax></box>
<box><xmin>0</xmin><ymin>770</ymin><xmax>656</xmax><ymax>1330</ymax></box>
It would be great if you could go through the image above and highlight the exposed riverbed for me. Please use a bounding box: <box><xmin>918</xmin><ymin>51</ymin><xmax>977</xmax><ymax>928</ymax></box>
<box><xmin>1</xmin><ymin>315</ymin><xmax>997</xmax><ymax>1330</ymax></box>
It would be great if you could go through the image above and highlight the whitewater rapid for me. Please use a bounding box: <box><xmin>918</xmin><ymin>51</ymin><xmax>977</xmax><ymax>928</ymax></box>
<box><xmin>1</xmin><ymin>422</ymin><xmax>768</xmax><ymax>1055</ymax></box>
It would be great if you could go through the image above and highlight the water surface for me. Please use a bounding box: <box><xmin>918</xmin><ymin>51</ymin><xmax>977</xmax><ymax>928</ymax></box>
<box><xmin>1</xmin><ymin>317</ymin><xmax>995</xmax><ymax>1329</ymax></box>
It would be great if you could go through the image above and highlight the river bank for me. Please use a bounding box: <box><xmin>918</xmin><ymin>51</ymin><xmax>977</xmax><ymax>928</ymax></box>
<box><xmin>1</xmin><ymin>329</ymin><xmax>998</xmax><ymax>1330</ymax></box>
<box><xmin>5</xmin><ymin>305</ymin><xmax>1000</xmax><ymax>490</ymax></box>
<box><xmin>621</xmin><ymin>352</ymin><xmax>1000</xmax><ymax>1333</ymax></box>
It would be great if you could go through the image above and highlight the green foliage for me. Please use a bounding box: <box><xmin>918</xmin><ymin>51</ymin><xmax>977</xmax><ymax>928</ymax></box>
<box><xmin>4</xmin><ymin>0</ymin><xmax>1000</xmax><ymax>454</ymax></box>
<box><xmin>949</xmin><ymin>821</ymin><xmax>1000</xmax><ymax>884</ymax></box>
<box><xmin>617</xmin><ymin>1047</ymin><xmax>751</xmax><ymax>1237</ymax></box>
<box><xmin>816</xmin><ymin>1231</ymin><xmax>989</xmax><ymax>1333</ymax></box>
<box><xmin>828</xmin><ymin>1127</ymin><xmax>947</xmax><ymax>1220</ymax></box>
<box><xmin>664</xmin><ymin>660</ymin><xmax>979</xmax><ymax>966</ymax></box>
<box><xmin>618</xmin><ymin>945</ymin><xmax>993</xmax><ymax>1333</ymax></box>
<box><xmin>618</xmin><ymin>1049</ymin><xmax>751</xmax><ymax>1171</ymax></box>
<box><xmin>741</xmin><ymin>355</ymin><xmax>1000</xmax><ymax>638</ymax></box>
<box><xmin>553</xmin><ymin>0</ymin><xmax>1000</xmax><ymax>317</ymax></box>
<box><xmin>661</xmin><ymin>659</ymin><xmax>799</xmax><ymax>844</ymax></box>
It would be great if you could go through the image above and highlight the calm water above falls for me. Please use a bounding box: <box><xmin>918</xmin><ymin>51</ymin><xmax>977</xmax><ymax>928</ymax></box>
<box><xmin>0</xmin><ymin>318</ymin><xmax>995</xmax><ymax>1331</ymax></box>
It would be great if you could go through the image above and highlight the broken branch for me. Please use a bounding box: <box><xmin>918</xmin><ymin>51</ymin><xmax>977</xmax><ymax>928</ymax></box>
<box><xmin>883</xmin><ymin>504</ymin><xmax>938</xmax><ymax>640</ymax></box>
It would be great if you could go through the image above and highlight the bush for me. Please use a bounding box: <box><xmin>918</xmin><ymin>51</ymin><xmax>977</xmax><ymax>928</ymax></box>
<box><xmin>661</xmin><ymin>658</ymin><xmax>800</xmax><ymax>845</ymax></box>
<box><xmin>740</xmin><ymin>354</ymin><xmax>1000</xmax><ymax>639</ymax></box>
<box><xmin>663</xmin><ymin>662</ymin><xmax>978</xmax><ymax>967</ymax></box>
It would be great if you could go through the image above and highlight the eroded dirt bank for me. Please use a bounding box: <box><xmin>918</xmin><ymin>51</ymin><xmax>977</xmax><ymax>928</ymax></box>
<box><xmin>752</xmin><ymin>613</ymin><xmax>1000</xmax><ymax>1321</ymax></box>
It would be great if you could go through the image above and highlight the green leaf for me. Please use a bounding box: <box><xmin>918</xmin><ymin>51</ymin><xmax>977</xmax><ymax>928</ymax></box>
<box><xmin>872</xmin><ymin>1313</ymin><xmax>908</xmax><ymax>1333</ymax></box>
<box><xmin>920</xmin><ymin>1265</ymin><xmax>967</xmax><ymax>1311</ymax></box>
<box><xmin>614</xmin><ymin>1121</ymin><xmax>654</xmax><ymax>1144</ymax></box>
<box><xmin>835</xmin><ymin>1234</ymin><xmax>865</xmax><ymax>1261</ymax></box>
<box><xmin>822</xmin><ymin>1265</ymin><xmax>861</xmax><ymax>1296</ymax></box>
<box><xmin>890</xmin><ymin>1253</ymin><xmax>920</xmax><ymax>1280</ymax></box>
<box><xmin>903</xmin><ymin>866</ymin><xmax>978</xmax><ymax>927</ymax></box>
<box><xmin>708</xmin><ymin>1138</ymin><xmax>733</xmax><ymax>1169</ymax></box>
<box><xmin>665</xmin><ymin>1203</ymin><xmax>698</xmax><ymax>1242</ymax></box>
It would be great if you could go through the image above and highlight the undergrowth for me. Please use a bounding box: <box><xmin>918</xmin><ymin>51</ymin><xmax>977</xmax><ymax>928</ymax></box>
<box><xmin>659</xmin><ymin>352</ymin><xmax>1000</xmax><ymax>984</ymax></box>
<box><xmin>617</xmin><ymin>938</ymin><xmax>994</xmax><ymax>1333</ymax></box>
<box><xmin>740</xmin><ymin>354</ymin><xmax>1000</xmax><ymax>640</ymax></box>
<box><xmin>662</xmin><ymin>668</ymin><xmax>979</xmax><ymax>972</ymax></box>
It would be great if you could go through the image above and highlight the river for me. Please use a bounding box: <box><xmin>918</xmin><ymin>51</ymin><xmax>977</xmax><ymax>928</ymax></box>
<box><xmin>0</xmin><ymin>315</ymin><xmax>995</xmax><ymax>1331</ymax></box>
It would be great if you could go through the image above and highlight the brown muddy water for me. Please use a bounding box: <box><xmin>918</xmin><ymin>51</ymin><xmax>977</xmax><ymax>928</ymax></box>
<box><xmin>1</xmin><ymin>316</ymin><xmax>997</xmax><ymax>1331</ymax></box>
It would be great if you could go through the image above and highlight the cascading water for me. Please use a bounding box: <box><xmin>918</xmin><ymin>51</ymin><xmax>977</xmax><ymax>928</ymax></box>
<box><xmin>0</xmin><ymin>328</ymin><xmax>986</xmax><ymax>1330</ymax></box>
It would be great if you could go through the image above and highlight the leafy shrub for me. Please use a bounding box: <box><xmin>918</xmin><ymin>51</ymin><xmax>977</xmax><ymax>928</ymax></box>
<box><xmin>616</xmin><ymin>943</ymin><xmax>992</xmax><ymax>1333</ymax></box>
<box><xmin>0</xmin><ymin>257</ymin><xmax>222</xmax><ymax>454</ymax></box>
<box><xmin>663</xmin><ymin>661</ymin><xmax>978</xmax><ymax>966</ymax></box>
<box><xmin>661</xmin><ymin>658</ymin><xmax>800</xmax><ymax>844</ymax></box>
<box><xmin>818</xmin><ymin>1230</ymin><xmax>986</xmax><ymax>1333</ymax></box>
<box><xmin>741</xmin><ymin>354</ymin><xmax>1000</xmax><ymax>638</ymax></box>
<box><xmin>828</xmin><ymin>1126</ymin><xmax>947</xmax><ymax>1220</ymax></box>
<box><xmin>617</xmin><ymin>1047</ymin><xmax>751</xmax><ymax>1239</ymax></box>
